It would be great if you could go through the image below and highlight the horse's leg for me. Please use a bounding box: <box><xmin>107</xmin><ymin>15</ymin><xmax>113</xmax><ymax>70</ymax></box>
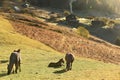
<box><xmin>15</xmin><ymin>63</ymin><xmax>18</xmax><ymax>73</ymax></box>
<box><xmin>66</xmin><ymin>62</ymin><xmax>70</xmax><ymax>71</ymax></box>
<box><xmin>7</xmin><ymin>64</ymin><xmax>14</xmax><ymax>75</ymax></box>
<box><xmin>12</xmin><ymin>70</ymin><xmax>15</xmax><ymax>74</ymax></box>
<box><xmin>18</xmin><ymin>60</ymin><xmax>21</xmax><ymax>72</ymax></box>
<box><xmin>68</xmin><ymin>63</ymin><xmax>71</xmax><ymax>70</ymax></box>
<box><xmin>12</xmin><ymin>65</ymin><xmax>15</xmax><ymax>74</ymax></box>
<box><xmin>66</xmin><ymin>62</ymin><xmax>68</xmax><ymax>71</ymax></box>
<box><xmin>70</xmin><ymin>62</ymin><xmax>72</xmax><ymax>70</ymax></box>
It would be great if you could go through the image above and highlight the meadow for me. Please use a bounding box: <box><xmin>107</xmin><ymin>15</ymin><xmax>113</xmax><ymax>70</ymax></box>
<box><xmin>0</xmin><ymin>16</ymin><xmax>120</xmax><ymax>80</ymax></box>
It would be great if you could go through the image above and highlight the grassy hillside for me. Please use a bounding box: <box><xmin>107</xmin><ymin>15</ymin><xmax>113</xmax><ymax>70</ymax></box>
<box><xmin>0</xmin><ymin>16</ymin><xmax>120</xmax><ymax>80</ymax></box>
<box><xmin>9</xmin><ymin>13</ymin><xmax>120</xmax><ymax>64</ymax></box>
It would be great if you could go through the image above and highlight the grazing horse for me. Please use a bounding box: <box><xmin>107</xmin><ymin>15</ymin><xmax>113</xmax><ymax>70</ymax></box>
<box><xmin>48</xmin><ymin>58</ymin><xmax>64</xmax><ymax>68</ymax></box>
<box><xmin>65</xmin><ymin>53</ymin><xmax>74</xmax><ymax>71</ymax></box>
<box><xmin>7</xmin><ymin>49</ymin><xmax>21</xmax><ymax>75</ymax></box>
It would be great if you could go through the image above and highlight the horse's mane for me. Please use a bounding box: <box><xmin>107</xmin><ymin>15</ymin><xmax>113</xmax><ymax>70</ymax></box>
<box><xmin>58</xmin><ymin>58</ymin><xmax>64</xmax><ymax>63</ymax></box>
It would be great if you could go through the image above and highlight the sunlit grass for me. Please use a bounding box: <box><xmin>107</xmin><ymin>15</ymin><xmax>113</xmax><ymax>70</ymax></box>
<box><xmin>0</xmin><ymin>16</ymin><xmax>120</xmax><ymax>80</ymax></box>
<box><xmin>1</xmin><ymin>49</ymin><xmax>120</xmax><ymax>80</ymax></box>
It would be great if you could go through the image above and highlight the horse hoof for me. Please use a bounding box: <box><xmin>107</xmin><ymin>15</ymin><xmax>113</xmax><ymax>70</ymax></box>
<box><xmin>7</xmin><ymin>73</ymin><xmax>10</xmax><ymax>75</ymax></box>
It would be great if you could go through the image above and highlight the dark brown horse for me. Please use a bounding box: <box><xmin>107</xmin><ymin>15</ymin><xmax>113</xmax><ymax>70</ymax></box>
<box><xmin>48</xmin><ymin>58</ymin><xmax>64</xmax><ymax>68</ymax></box>
<box><xmin>65</xmin><ymin>53</ymin><xmax>74</xmax><ymax>71</ymax></box>
<box><xmin>7</xmin><ymin>49</ymin><xmax>21</xmax><ymax>75</ymax></box>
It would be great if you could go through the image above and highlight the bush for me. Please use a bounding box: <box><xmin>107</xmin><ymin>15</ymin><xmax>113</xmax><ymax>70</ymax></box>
<box><xmin>115</xmin><ymin>37</ymin><xmax>120</xmax><ymax>46</ymax></box>
<box><xmin>63</xmin><ymin>10</ymin><xmax>70</xmax><ymax>16</ymax></box>
<box><xmin>76</xmin><ymin>26</ymin><xmax>90</xmax><ymax>38</ymax></box>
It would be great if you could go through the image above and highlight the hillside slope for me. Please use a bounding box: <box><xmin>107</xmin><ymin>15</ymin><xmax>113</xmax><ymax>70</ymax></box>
<box><xmin>0</xmin><ymin>15</ymin><xmax>120</xmax><ymax>80</ymax></box>
<box><xmin>0</xmin><ymin>15</ymin><xmax>56</xmax><ymax>52</ymax></box>
<box><xmin>5</xmin><ymin>13</ymin><xmax>120</xmax><ymax>65</ymax></box>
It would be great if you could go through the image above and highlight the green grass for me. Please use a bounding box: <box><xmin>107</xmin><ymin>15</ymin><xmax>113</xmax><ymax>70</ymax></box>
<box><xmin>0</xmin><ymin>16</ymin><xmax>120</xmax><ymax>80</ymax></box>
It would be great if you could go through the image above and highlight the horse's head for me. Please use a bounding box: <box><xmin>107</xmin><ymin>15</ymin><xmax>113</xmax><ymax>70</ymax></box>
<box><xmin>59</xmin><ymin>58</ymin><xmax>64</xmax><ymax>64</ymax></box>
<box><xmin>13</xmin><ymin>49</ymin><xmax>21</xmax><ymax>53</ymax></box>
<box><xmin>7</xmin><ymin>64</ymin><xmax>12</xmax><ymax>75</ymax></box>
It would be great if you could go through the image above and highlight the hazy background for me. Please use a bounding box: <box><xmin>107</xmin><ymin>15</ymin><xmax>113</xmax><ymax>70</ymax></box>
<box><xmin>21</xmin><ymin>0</ymin><xmax>120</xmax><ymax>18</ymax></box>
<box><xmin>1</xmin><ymin>0</ymin><xmax>120</xmax><ymax>17</ymax></box>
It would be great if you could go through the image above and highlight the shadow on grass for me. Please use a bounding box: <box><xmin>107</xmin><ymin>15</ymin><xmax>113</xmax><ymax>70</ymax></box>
<box><xmin>48</xmin><ymin>66</ymin><xmax>62</xmax><ymax>68</ymax></box>
<box><xmin>0</xmin><ymin>73</ymin><xmax>7</xmax><ymax>78</ymax></box>
<box><xmin>0</xmin><ymin>60</ymin><xmax>8</xmax><ymax>64</ymax></box>
<box><xmin>53</xmin><ymin>69</ymin><xmax>66</xmax><ymax>74</ymax></box>
<box><xmin>48</xmin><ymin>64</ymin><xmax>65</xmax><ymax>69</ymax></box>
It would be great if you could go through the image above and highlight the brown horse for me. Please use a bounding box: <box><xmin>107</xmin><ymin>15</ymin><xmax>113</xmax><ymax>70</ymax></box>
<box><xmin>65</xmin><ymin>53</ymin><xmax>74</xmax><ymax>71</ymax></box>
<box><xmin>48</xmin><ymin>58</ymin><xmax>64</xmax><ymax>68</ymax></box>
<box><xmin>7</xmin><ymin>49</ymin><xmax>21</xmax><ymax>75</ymax></box>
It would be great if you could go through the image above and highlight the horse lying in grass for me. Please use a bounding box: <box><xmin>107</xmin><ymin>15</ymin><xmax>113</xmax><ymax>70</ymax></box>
<box><xmin>48</xmin><ymin>58</ymin><xmax>64</xmax><ymax>68</ymax></box>
<box><xmin>65</xmin><ymin>53</ymin><xmax>74</xmax><ymax>71</ymax></box>
<box><xmin>7</xmin><ymin>49</ymin><xmax>21</xmax><ymax>75</ymax></box>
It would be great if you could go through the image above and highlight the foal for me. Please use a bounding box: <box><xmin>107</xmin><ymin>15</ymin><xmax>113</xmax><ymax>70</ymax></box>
<box><xmin>7</xmin><ymin>49</ymin><xmax>21</xmax><ymax>75</ymax></box>
<box><xmin>48</xmin><ymin>58</ymin><xmax>64</xmax><ymax>68</ymax></box>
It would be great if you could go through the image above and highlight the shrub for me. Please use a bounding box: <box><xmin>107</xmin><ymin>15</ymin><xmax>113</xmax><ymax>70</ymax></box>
<box><xmin>115</xmin><ymin>37</ymin><xmax>120</xmax><ymax>46</ymax></box>
<box><xmin>63</xmin><ymin>10</ymin><xmax>70</xmax><ymax>16</ymax></box>
<box><xmin>76</xmin><ymin>26</ymin><xmax>90</xmax><ymax>38</ymax></box>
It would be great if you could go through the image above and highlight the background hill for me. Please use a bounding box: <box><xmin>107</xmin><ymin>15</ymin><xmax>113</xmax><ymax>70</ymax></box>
<box><xmin>27</xmin><ymin>0</ymin><xmax>120</xmax><ymax>16</ymax></box>
<box><xmin>1</xmin><ymin>0</ymin><xmax>120</xmax><ymax>16</ymax></box>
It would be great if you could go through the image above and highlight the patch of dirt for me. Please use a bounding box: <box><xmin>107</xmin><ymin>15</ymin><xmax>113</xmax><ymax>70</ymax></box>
<box><xmin>5</xmin><ymin>13</ymin><xmax>120</xmax><ymax>65</ymax></box>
